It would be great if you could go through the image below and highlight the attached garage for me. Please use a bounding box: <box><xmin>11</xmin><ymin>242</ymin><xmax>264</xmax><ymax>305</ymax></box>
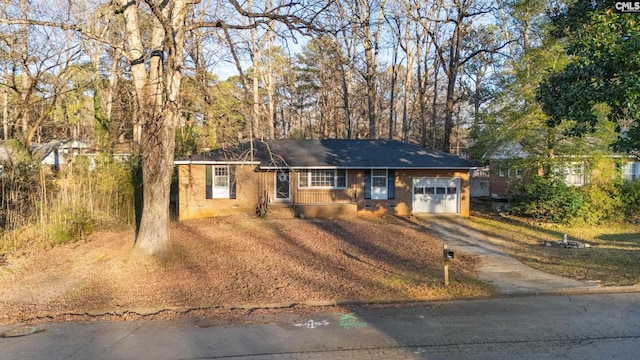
<box><xmin>176</xmin><ymin>139</ymin><xmax>472</xmax><ymax>220</ymax></box>
<box><xmin>412</xmin><ymin>177</ymin><xmax>460</xmax><ymax>213</ymax></box>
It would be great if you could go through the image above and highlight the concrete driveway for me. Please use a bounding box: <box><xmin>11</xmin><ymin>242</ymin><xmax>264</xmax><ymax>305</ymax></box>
<box><xmin>411</xmin><ymin>215</ymin><xmax>601</xmax><ymax>295</ymax></box>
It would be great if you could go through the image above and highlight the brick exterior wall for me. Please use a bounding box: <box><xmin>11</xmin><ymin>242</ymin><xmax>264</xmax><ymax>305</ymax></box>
<box><xmin>177</xmin><ymin>164</ymin><xmax>470</xmax><ymax>219</ymax></box>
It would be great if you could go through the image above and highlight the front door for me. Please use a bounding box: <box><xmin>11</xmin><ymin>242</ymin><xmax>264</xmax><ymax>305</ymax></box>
<box><xmin>275</xmin><ymin>170</ymin><xmax>291</xmax><ymax>201</ymax></box>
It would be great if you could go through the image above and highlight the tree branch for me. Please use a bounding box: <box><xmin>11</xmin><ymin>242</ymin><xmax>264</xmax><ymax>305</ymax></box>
<box><xmin>459</xmin><ymin>39</ymin><xmax>516</xmax><ymax>67</ymax></box>
<box><xmin>0</xmin><ymin>18</ymin><xmax>126</xmax><ymax>56</ymax></box>
<box><xmin>188</xmin><ymin>0</ymin><xmax>332</xmax><ymax>34</ymax></box>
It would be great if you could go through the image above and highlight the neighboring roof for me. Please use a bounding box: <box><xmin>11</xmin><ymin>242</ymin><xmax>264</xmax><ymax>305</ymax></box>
<box><xmin>40</xmin><ymin>149</ymin><xmax>67</xmax><ymax>166</ymax></box>
<box><xmin>483</xmin><ymin>142</ymin><xmax>529</xmax><ymax>160</ymax></box>
<box><xmin>175</xmin><ymin>139</ymin><xmax>473</xmax><ymax>169</ymax></box>
<box><xmin>32</xmin><ymin>140</ymin><xmax>63</xmax><ymax>162</ymax></box>
<box><xmin>0</xmin><ymin>140</ymin><xmax>67</xmax><ymax>166</ymax></box>
<box><xmin>66</xmin><ymin>139</ymin><xmax>92</xmax><ymax>149</ymax></box>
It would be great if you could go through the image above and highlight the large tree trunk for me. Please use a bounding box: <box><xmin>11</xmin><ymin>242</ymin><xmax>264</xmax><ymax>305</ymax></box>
<box><xmin>402</xmin><ymin>43</ymin><xmax>416</xmax><ymax>143</ymax></box>
<box><xmin>136</xmin><ymin>109</ymin><xmax>177</xmax><ymax>255</ymax></box>
<box><xmin>472</xmin><ymin>70</ymin><xmax>482</xmax><ymax>135</ymax></box>
<box><xmin>417</xmin><ymin>43</ymin><xmax>428</xmax><ymax>147</ymax></box>
<box><xmin>442</xmin><ymin>13</ymin><xmax>463</xmax><ymax>154</ymax></box>
<box><xmin>365</xmin><ymin>58</ymin><xmax>378</xmax><ymax>139</ymax></box>
<box><xmin>388</xmin><ymin>42</ymin><xmax>399</xmax><ymax>140</ymax></box>
<box><xmin>19</xmin><ymin>0</ymin><xmax>30</xmax><ymax>139</ymax></box>
<box><xmin>430</xmin><ymin>64</ymin><xmax>439</xmax><ymax>149</ymax></box>
<box><xmin>337</xmin><ymin>27</ymin><xmax>354</xmax><ymax>140</ymax></box>
<box><xmin>251</xmin><ymin>51</ymin><xmax>260</xmax><ymax>140</ymax></box>
<box><xmin>443</xmin><ymin>67</ymin><xmax>457</xmax><ymax>153</ymax></box>
<box><xmin>264</xmin><ymin>32</ymin><xmax>276</xmax><ymax>139</ymax></box>
<box><xmin>357</xmin><ymin>0</ymin><xmax>386</xmax><ymax>139</ymax></box>
<box><xmin>120</xmin><ymin>0</ymin><xmax>185</xmax><ymax>256</ymax></box>
<box><xmin>341</xmin><ymin>66</ymin><xmax>352</xmax><ymax>139</ymax></box>
<box><xmin>2</xmin><ymin>90</ymin><xmax>7</xmax><ymax>140</ymax></box>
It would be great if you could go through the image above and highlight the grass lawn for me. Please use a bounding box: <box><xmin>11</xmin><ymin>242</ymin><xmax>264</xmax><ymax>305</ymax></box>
<box><xmin>468</xmin><ymin>212</ymin><xmax>640</xmax><ymax>286</ymax></box>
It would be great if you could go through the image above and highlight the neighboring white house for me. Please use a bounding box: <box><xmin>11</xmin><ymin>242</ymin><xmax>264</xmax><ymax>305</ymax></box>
<box><xmin>483</xmin><ymin>142</ymin><xmax>640</xmax><ymax>201</ymax></box>
<box><xmin>60</xmin><ymin>139</ymin><xmax>92</xmax><ymax>155</ymax></box>
<box><xmin>622</xmin><ymin>161</ymin><xmax>640</xmax><ymax>181</ymax></box>
<box><xmin>557</xmin><ymin>161</ymin><xmax>587</xmax><ymax>187</ymax></box>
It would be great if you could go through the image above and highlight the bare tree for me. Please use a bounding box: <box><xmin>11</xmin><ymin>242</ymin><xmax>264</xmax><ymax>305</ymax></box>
<box><xmin>0</xmin><ymin>0</ymin><xmax>85</xmax><ymax>149</ymax></box>
<box><xmin>428</xmin><ymin>0</ymin><xmax>507</xmax><ymax>152</ymax></box>
<box><xmin>410</xmin><ymin>0</ymin><xmax>440</xmax><ymax>147</ymax></box>
<box><xmin>1</xmin><ymin>0</ymin><xmax>327</xmax><ymax>255</ymax></box>
<box><xmin>294</xmin><ymin>35</ymin><xmax>347</xmax><ymax>139</ymax></box>
<box><xmin>386</xmin><ymin>38</ymin><xmax>399</xmax><ymax>140</ymax></box>
<box><xmin>74</xmin><ymin>0</ymin><xmax>125</xmax><ymax>153</ymax></box>
<box><xmin>386</xmin><ymin>0</ymin><xmax>419</xmax><ymax>142</ymax></box>
<box><xmin>344</xmin><ymin>0</ymin><xmax>387</xmax><ymax>139</ymax></box>
<box><xmin>330</xmin><ymin>2</ymin><xmax>358</xmax><ymax>139</ymax></box>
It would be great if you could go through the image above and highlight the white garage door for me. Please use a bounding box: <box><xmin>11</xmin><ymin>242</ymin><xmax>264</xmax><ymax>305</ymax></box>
<box><xmin>412</xmin><ymin>177</ymin><xmax>460</xmax><ymax>213</ymax></box>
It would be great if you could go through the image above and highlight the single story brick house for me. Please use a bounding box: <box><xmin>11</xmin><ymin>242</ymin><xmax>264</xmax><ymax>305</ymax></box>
<box><xmin>174</xmin><ymin>139</ymin><xmax>473</xmax><ymax>219</ymax></box>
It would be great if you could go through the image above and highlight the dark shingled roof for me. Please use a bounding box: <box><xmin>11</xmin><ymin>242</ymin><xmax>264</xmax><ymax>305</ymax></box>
<box><xmin>176</xmin><ymin>139</ymin><xmax>472</xmax><ymax>169</ymax></box>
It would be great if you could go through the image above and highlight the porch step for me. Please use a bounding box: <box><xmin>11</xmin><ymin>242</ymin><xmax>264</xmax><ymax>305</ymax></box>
<box><xmin>267</xmin><ymin>204</ymin><xmax>296</xmax><ymax>219</ymax></box>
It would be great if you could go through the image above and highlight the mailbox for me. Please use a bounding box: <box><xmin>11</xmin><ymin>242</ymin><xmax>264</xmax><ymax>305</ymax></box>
<box><xmin>442</xmin><ymin>244</ymin><xmax>454</xmax><ymax>287</ymax></box>
<box><xmin>444</xmin><ymin>249</ymin><xmax>455</xmax><ymax>261</ymax></box>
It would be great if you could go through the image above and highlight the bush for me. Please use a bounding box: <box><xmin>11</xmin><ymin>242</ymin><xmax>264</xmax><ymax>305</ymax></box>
<box><xmin>509</xmin><ymin>175</ymin><xmax>585</xmax><ymax>223</ymax></box>
<box><xmin>574</xmin><ymin>183</ymin><xmax>624</xmax><ymax>225</ymax></box>
<box><xmin>0</xmin><ymin>156</ymin><xmax>55</xmax><ymax>230</ymax></box>
<box><xmin>1</xmin><ymin>153</ymin><xmax>136</xmax><ymax>251</ymax></box>
<box><xmin>509</xmin><ymin>170</ymin><xmax>640</xmax><ymax>225</ymax></box>
<box><xmin>59</xmin><ymin>154</ymin><xmax>136</xmax><ymax>228</ymax></box>
<box><xmin>47</xmin><ymin>208</ymin><xmax>95</xmax><ymax>245</ymax></box>
<box><xmin>92</xmin><ymin>155</ymin><xmax>136</xmax><ymax>225</ymax></box>
<box><xmin>620</xmin><ymin>180</ymin><xmax>640</xmax><ymax>215</ymax></box>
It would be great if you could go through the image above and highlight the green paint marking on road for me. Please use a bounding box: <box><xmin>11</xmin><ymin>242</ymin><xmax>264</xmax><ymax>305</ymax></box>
<box><xmin>339</xmin><ymin>313</ymin><xmax>368</xmax><ymax>329</ymax></box>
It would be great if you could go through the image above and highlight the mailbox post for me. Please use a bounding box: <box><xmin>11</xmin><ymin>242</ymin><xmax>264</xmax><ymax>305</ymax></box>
<box><xmin>443</xmin><ymin>244</ymin><xmax>454</xmax><ymax>287</ymax></box>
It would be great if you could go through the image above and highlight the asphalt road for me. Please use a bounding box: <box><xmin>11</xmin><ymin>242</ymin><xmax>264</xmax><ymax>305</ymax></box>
<box><xmin>2</xmin><ymin>293</ymin><xmax>639</xmax><ymax>359</ymax></box>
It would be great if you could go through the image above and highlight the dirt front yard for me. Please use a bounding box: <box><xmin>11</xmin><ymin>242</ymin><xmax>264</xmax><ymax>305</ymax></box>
<box><xmin>0</xmin><ymin>216</ymin><xmax>495</xmax><ymax>324</ymax></box>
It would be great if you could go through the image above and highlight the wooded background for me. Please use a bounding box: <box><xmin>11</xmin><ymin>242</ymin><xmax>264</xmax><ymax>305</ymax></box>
<box><xmin>0</xmin><ymin>0</ymin><xmax>637</xmax><ymax>254</ymax></box>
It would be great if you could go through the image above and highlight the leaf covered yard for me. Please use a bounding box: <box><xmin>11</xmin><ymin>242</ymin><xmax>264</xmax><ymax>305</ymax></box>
<box><xmin>0</xmin><ymin>216</ymin><xmax>494</xmax><ymax>324</ymax></box>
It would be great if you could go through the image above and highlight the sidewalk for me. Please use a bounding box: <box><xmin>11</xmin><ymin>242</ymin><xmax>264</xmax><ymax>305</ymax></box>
<box><xmin>411</xmin><ymin>215</ymin><xmax>639</xmax><ymax>296</ymax></box>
